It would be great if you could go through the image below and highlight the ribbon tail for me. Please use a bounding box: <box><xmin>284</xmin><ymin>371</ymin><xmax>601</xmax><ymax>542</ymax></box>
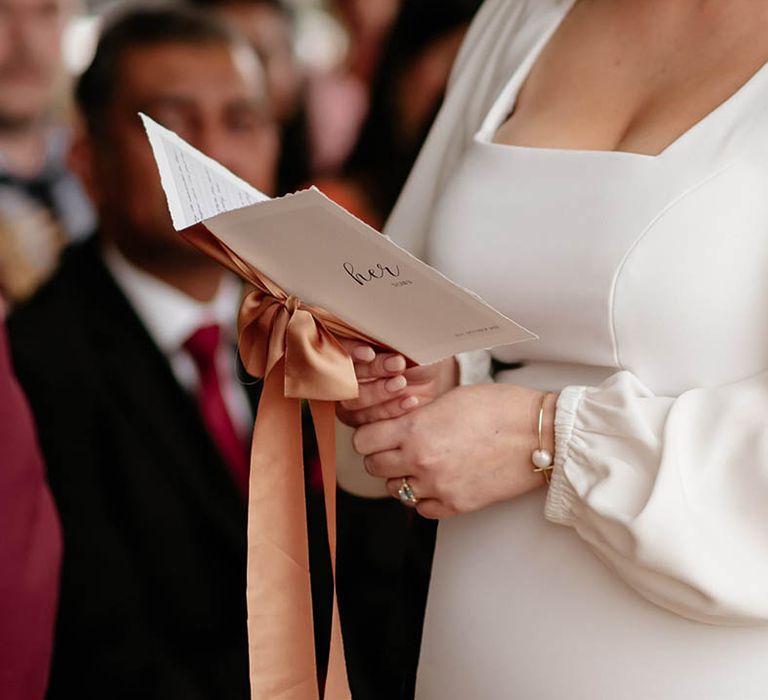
<box><xmin>248</xmin><ymin>363</ymin><xmax>319</xmax><ymax>700</ymax></box>
<box><xmin>309</xmin><ymin>400</ymin><xmax>352</xmax><ymax>700</ymax></box>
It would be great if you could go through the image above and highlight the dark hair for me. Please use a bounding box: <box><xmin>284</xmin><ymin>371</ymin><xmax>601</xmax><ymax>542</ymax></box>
<box><xmin>344</xmin><ymin>0</ymin><xmax>483</xmax><ymax>220</ymax></box>
<box><xmin>75</xmin><ymin>4</ymin><xmax>242</xmax><ymax>135</ymax></box>
<box><xmin>187</xmin><ymin>0</ymin><xmax>286</xmax><ymax>11</ymax></box>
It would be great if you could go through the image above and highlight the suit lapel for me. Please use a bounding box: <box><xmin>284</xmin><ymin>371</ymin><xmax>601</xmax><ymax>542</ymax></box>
<box><xmin>76</xmin><ymin>240</ymin><xmax>248</xmax><ymax>552</ymax></box>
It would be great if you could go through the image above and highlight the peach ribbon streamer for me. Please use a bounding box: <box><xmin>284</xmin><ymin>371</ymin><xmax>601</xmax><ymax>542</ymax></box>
<box><xmin>181</xmin><ymin>225</ymin><xmax>378</xmax><ymax>700</ymax></box>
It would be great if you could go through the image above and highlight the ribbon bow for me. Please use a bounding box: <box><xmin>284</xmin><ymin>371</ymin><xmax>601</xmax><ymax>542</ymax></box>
<box><xmin>182</xmin><ymin>225</ymin><xmax>379</xmax><ymax>699</ymax></box>
<box><xmin>238</xmin><ymin>289</ymin><xmax>359</xmax><ymax>402</ymax></box>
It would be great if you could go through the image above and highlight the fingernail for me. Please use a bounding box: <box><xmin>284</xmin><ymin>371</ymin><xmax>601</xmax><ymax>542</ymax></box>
<box><xmin>401</xmin><ymin>396</ymin><xmax>419</xmax><ymax>410</ymax></box>
<box><xmin>384</xmin><ymin>355</ymin><xmax>406</xmax><ymax>372</ymax></box>
<box><xmin>385</xmin><ymin>375</ymin><xmax>407</xmax><ymax>393</ymax></box>
<box><xmin>353</xmin><ymin>346</ymin><xmax>376</xmax><ymax>362</ymax></box>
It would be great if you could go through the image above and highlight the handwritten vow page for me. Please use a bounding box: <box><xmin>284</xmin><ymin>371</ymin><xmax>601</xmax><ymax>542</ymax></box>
<box><xmin>141</xmin><ymin>114</ymin><xmax>536</xmax><ymax>364</ymax></box>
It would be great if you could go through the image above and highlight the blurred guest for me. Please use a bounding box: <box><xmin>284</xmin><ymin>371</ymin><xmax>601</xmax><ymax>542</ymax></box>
<box><xmin>322</xmin><ymin>0</ymin><xmax>483</xmax><ymax>228</ymax></box>
<box><xmin>332</xmin><ymin>0</ymin><xmax>400</xmax><ymax>87</ymax></box>
<box><xmin>305</xmin><ymin>0</ymin><xmax>400</xmax><ymax>175</ymax></box>
<box><xmin>0</xmin><ymin>0</ymin><xmax>94</xmax><ymax>304</ymax></box>
<box><xmin>0</xmin><ymin>301</ymin><xmax>61</xmax><ymax>700</ymax></box>
<box><xmin>190</xmin><ymin>0</ymin><xmax>311</xmax><ymax>194</ymax></box>
<box><xmin>8</xmin><ymin>6</ymin><xmax>291</xmax><ymax>699</ymax></box>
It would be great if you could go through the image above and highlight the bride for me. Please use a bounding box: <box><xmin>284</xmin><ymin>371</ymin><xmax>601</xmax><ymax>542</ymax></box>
<box><xmin>337</xmin><ymin>0</ymin><xmax>768</xmax><ymax>697</ymax></box>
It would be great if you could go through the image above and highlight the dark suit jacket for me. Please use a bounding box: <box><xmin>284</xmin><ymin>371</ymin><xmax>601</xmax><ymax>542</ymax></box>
<box><xmin>9</xmin><ymin>237</ymin><xmax>262</xmax><ymax>700</ymax></box>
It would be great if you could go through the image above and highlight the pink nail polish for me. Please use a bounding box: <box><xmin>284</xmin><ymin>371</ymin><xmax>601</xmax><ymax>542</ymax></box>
<box><xmin>385</xmin><ymin>375</ymin><xmax>407</xmax><ymax>392</ymax></box>
<box><xmin>353</xmin><ymin>346</ymin><xmax>375</xmax><ymax>361</ymax></box>
<box><xmin>384</xmin><ymin>355</ymin><xmax>406</xmax><ymax>372</ymax></box>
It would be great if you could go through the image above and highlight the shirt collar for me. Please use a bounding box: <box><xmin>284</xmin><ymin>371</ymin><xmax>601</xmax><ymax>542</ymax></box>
<box><xmin>102</xmin><ymin>243</ymin><xmax>242</xmax><ymax>356</ymax></box>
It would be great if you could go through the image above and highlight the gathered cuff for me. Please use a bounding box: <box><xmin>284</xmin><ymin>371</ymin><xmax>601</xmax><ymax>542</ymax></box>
<box><xmin>544</xmin><ymin>385</ymin><xmax>585</xmax><ymax>525</ymax></box>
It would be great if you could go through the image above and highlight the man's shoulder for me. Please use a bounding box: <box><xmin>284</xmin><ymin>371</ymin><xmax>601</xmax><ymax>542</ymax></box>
<box><xmin>10</xmin><ymin>236</ymin><xmax>105</xmax><ymax>331</ymax></box>
<box><xmin>7</xmin><ymin>236</ymin><xmax>116</xmax><ymax>372</ymax></box>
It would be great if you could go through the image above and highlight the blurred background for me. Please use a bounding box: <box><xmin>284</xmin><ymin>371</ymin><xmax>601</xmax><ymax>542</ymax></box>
<box><xmin>3</xmin><ymin>0</ymin><xmax>486</xmax><ymax>300</ymax></box>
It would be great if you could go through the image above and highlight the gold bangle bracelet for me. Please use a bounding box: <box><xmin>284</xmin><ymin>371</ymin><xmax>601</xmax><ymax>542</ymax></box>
<box><xmin>531</xmin><ymin>393</ymin><xmax>554</xmax><ymax>484</ymax></box>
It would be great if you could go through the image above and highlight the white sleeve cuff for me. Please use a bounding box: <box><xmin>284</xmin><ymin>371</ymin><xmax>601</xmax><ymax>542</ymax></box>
<box><xmin>544</xmin><ymin>385</ymin><xmax>585</xmax><ymax>525</ymax></box>
<box><xmin>456</xmin><ymin>349</ymin><xmax>493</xmax><ymax>386</ymax></box>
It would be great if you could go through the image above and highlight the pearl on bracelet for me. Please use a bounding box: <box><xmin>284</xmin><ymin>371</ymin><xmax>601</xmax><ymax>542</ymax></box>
<box><xmin>531</xmin><ymin>448</ymin><xmax>553</xmax><ymax>471</ymax></box>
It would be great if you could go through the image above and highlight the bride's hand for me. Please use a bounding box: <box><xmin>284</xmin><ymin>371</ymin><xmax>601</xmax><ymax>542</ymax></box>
<box><xmin>351</xmin><ymin>385</ymin><xmax>556</xmax><ymax>519</ymax></box>
<box><xmin>336</xmin><ymin>341</ymin><xmax>458</xmax><ymax>428</ymax></box>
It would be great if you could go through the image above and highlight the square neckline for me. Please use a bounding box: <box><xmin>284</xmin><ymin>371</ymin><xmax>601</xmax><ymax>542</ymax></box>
<box><xmin>474</xmin><ymin>0</ymin><xmax>768</xmax><ymax>160</ymax></box>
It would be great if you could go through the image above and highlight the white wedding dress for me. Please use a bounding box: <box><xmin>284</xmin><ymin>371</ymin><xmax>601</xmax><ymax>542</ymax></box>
<box><xmin>378</xmin><ymin>0</ymin><xmax>768</xmax><ymax>697</ymax></box>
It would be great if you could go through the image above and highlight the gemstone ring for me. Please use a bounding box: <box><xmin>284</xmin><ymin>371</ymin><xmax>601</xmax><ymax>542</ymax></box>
<box><xmin>398</xmin><ymin>477</ymin><xmax>419</xmax><ymax>507</ymax></box>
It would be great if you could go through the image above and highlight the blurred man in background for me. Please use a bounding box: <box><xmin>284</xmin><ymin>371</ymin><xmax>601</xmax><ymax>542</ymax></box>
<box><xmin>0</xmin><ymin>0</ymin><xmax>94</xmax><ymax>304</ymax></box>
<box><xmin>8</xmin><ymin>6</ymin><xmax>295</xmax><ymax>698</ymax></box>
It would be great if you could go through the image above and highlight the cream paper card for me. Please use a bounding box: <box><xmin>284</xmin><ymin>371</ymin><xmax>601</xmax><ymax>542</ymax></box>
<box><xmin>141</xmin><ymin>113</ymin><xmax>536</xmax><ymax>365</ymax></box>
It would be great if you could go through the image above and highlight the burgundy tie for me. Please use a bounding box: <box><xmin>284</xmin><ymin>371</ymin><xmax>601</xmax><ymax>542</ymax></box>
<box><xmin>183</xmin><ymin>324</ymin><xmax>250</xmax><ymax>497</ymax></box>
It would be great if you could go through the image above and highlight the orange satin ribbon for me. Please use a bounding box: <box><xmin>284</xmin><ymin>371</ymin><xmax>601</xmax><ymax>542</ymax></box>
<box><xmin>182</xmin><ymin>225</ymin><xmax>379</xmax><ymax>700</ymax></box>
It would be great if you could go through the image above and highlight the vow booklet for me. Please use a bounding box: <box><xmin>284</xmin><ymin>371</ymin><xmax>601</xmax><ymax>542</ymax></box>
<box><xmin>141</xmin><ymin>114</ymin><xmax>536</xmax><ymax>364</ymax></box>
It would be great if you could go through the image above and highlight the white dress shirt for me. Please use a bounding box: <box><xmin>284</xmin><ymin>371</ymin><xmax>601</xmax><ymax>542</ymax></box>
<box><xmin>103</xmin><ymin>244</ymin><xmax>253</xmax><ymax>439</ymax></box>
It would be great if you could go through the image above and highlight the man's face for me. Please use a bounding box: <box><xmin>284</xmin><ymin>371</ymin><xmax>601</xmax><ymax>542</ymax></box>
<box><xmin>0</xmin><ymin>0</ymin><xmax>67</xmax><ymax>127</ymax></box>
<box><xmin>84</xmin><ymin>41</ymin><xmax>279</xmax><ymax>265</ymax></box>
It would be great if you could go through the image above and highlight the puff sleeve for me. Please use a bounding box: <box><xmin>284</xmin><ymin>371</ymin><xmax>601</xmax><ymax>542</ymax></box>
<box><xmin>545</xmin><ymin>370</ymin><xmax>768</xmax><ymax>625</ymax></box>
